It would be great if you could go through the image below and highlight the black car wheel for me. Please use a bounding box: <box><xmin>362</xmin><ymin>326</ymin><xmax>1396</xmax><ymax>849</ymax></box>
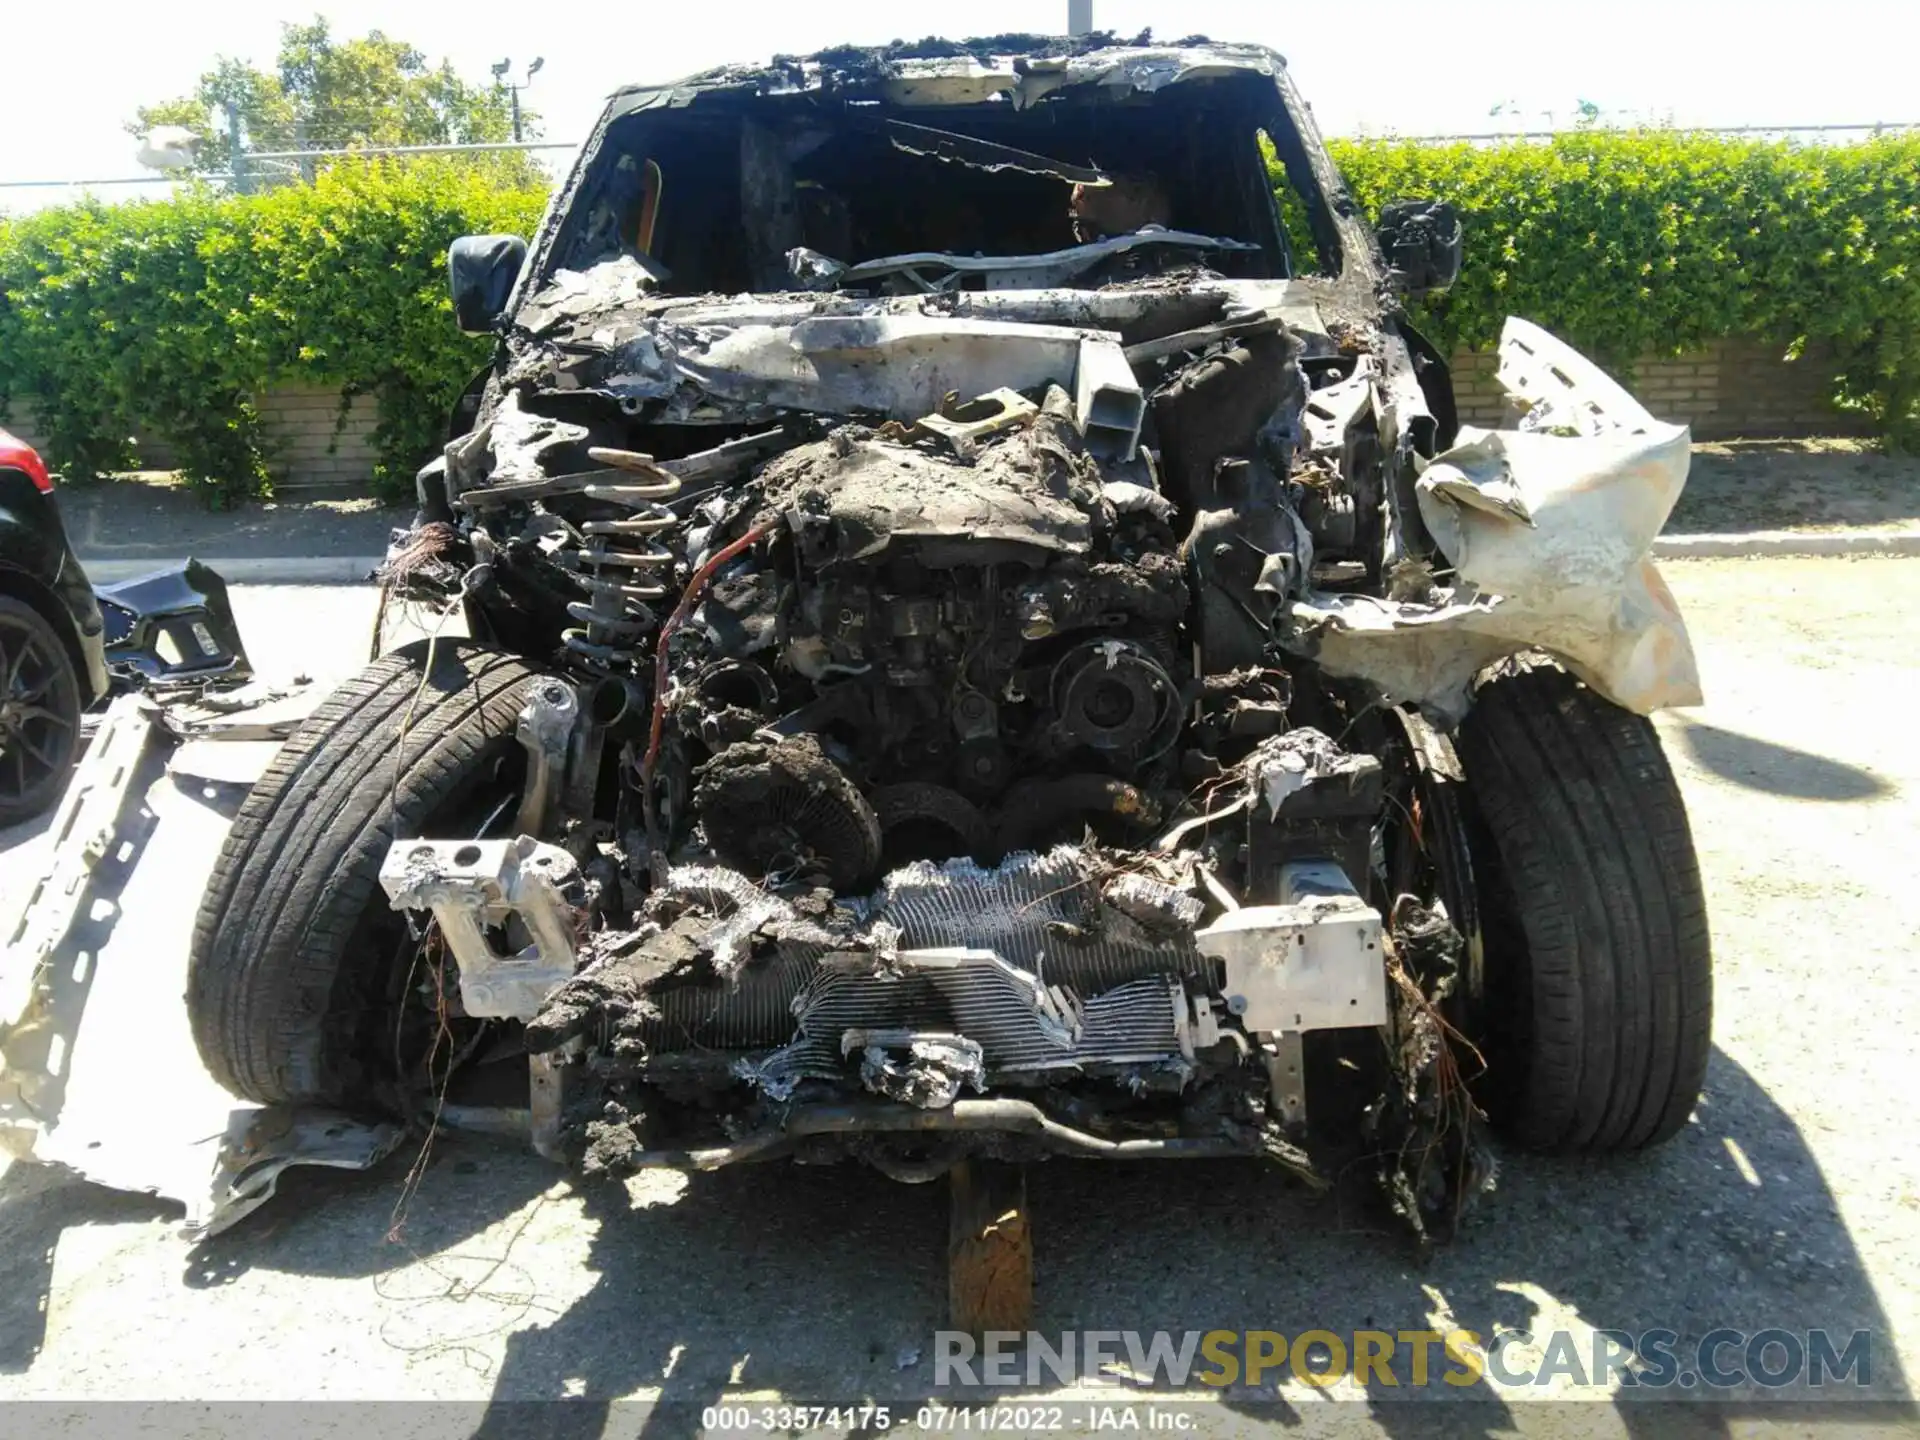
<box><xmin>188</xmin><ymin>640</ymin><xmax>540</xmax><ymax>1109</ymax></box>
<box><xmin>1457</xmin><ymin>660</ymin><xmax>1712</xmax><ymax>1154</ymax></box>
<box><xmin>0</xmin><ymin>594</ymin><xmax>82</xmax><ymax>825</ymax></box>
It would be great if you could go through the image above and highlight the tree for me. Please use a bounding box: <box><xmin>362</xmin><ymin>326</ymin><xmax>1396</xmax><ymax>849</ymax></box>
<box><xmin>129</xmin><ymin>17</ymin><xmax>540</xmax><ymax>180</ymax></box>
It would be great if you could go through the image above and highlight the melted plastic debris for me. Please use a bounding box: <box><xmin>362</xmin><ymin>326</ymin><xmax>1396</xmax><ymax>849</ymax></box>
<box><xmin>852</xmin><ymin>1032</ymin><xmax>988</xmax><ymax>1108</ymax></box>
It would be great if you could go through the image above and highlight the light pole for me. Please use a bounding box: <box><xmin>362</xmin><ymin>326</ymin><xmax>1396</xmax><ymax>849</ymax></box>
<box><xmin>492</xmin><ymin>57</ymin><xmax>544</xmax><ymax>143</ymax></box>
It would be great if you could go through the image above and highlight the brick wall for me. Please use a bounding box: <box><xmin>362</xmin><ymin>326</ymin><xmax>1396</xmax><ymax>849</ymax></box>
<box><xmin>1448</xmin><ymin>337</ymin><xmax>1872</xmax><ymax>440</ymax></box>
<box><xmin>1</xmin><ymin>385</ymin><xmax>379</xmax><ymax>491</ymax></box>
<box><xmin>256</xmin><ymin>385</ymin><xmax>380</xmax><ymax>490</ymax></box>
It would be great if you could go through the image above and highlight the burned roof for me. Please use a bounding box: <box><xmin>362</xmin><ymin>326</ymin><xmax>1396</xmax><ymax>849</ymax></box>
<box><xmin>605</xmin><ymin>33</ymin><xmax>1289</xmax><ymax>120</ymax></box>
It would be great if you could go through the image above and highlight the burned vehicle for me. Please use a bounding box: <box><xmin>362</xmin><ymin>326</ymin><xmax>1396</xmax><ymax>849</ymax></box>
<box><xmin>184</xmin><ymin>36</ymin><xmax>1710</xmax><ymax>1283</ymax></box>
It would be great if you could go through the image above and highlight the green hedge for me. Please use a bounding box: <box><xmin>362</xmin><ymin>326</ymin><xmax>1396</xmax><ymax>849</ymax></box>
<box><xmin>3</xmin><ymin>132</ymin><xmax>1918</xmax><ymax>504</ymax></box>
<box><xmin>0</xmin><ymin>160</ymin><xmax>546</xmax><ymax>502</ymax></box>
<box><xmin>1320</xmin><ymin>131</ymin><xmax>1920</xmax><ymax>441</ymax></box>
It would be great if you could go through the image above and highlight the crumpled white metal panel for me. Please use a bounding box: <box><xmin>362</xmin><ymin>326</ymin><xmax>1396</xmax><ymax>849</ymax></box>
<box><xmin>1292</xmin><ymin>317</ymin><xmax>1702</xmax><ymax>721</ymax></box>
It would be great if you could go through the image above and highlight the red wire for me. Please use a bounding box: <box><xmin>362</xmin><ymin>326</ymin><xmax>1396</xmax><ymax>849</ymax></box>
<box><xmin>642</xmin><ymin>523</ymin><xmax>773</xmax><ymax>785</ymax></box>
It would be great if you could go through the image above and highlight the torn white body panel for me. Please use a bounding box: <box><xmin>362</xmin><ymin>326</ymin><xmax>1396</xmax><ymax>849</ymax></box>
<box><xmin>0</xmin><ymin>674</ymin><xmax>418</xmax><ymax>1239</ymax></box>
<box><xmin>1288</xmin><ymin>318</ymin><xmax>1702</xmax><ymax>721</ymax></box>
<box><xmin>0</xmin><ymin>704</ymin><xmax>401</xmax><ymax>1239</ymax></box>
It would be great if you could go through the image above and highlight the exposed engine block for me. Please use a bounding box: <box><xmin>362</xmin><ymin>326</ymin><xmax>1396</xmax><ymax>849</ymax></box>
<box><xmin>661</xmin><ymin>391</ymin><xmax>1190</xmax><ymax>882</ymax></box>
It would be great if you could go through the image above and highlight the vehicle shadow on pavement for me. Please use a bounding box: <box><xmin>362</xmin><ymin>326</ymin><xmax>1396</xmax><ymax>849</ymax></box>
<box><xmin>0</xmin><ymin>1164</ymin><xmax>176</xmax><ymax>1373</ymax></box>
<box><xmin>2</xmin><ymin>1041</ymin><xmax>1903</xmax><ymax>1431</ymax></box>
<box><xmin>1675</xmin><ymin>721</ymin><xmax>1893</xmax><ymax>803</ymax></box>
<box><xmin>0</xmin><ymin>1125</ymin><xmax>573</xmax><ymax>1373</ymax></box>
<box><xmin>176</xmin><ymin>1134</ymin><xmax>567</xmax><ymax>1293</ymax></box>
<box><xmin>440</xmin><ymin>1045</ymin><xmax>1910</xmax><ymax>1437</ymax></box>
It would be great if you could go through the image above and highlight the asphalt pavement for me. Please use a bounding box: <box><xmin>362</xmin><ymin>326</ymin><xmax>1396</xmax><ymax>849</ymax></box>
<box><xmin>0</xmin><ymin>561</ymin><xmax>1914</xmax><ymax>1434</ymax></box>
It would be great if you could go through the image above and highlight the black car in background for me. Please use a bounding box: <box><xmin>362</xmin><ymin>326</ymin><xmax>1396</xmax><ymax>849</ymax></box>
<box><xmin>0</xmin><ymin>429</ymin><xmax>108</xmax><ymax>824</ymax></box>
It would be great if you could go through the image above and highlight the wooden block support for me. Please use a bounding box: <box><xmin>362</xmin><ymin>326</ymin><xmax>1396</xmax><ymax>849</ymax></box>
<box><xmin>948</xmin><ymin>1158</ymin><xmax>1034</xmax><ymax>1335</ymax></box>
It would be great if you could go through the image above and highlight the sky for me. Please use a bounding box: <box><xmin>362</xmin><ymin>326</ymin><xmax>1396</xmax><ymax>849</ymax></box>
<box><xmin>4</xmin><ymin>0</ymin><xmax>1917</xmax><ymax>211</ymax></box>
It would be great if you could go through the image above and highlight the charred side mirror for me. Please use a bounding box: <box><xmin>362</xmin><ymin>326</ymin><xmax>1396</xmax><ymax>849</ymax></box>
<box><xmin>448</xmin><ymin>234</ymin><xmax>527</xmax><ymax>333</ymax></box>
<box><xmin>1376</xmin><ymin>200</ymin><xmax>1463</xmax><ymax>298</ymax></box>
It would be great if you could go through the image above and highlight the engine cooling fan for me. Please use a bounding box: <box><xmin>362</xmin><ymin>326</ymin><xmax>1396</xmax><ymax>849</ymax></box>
<box><xmin>693</xmin><ymin>734</ymin><xmax>882</xmax><ymax>889</ymax></box>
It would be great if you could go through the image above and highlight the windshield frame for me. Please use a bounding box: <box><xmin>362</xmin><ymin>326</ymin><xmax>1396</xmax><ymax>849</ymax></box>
<box><xmin>508</xmin><ymin>43</ymin><xmax>1386</xmax><ymax>318</ymax></box>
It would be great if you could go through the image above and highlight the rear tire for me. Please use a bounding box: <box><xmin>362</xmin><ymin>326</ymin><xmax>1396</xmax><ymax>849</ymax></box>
<box><xmin>1456</xmin><ymin>660</ymin><xmax>1711</xmax><ymax>1154</ymax></box>
<box><xmin>0</xmin><ymin>594</ymin><xmax>83</xmax><ymax>825</ymax></box>
<box><xmin>187</xmin><ymin>640</ymin><xmax>545</xmax><ymax>1108</ymax></box>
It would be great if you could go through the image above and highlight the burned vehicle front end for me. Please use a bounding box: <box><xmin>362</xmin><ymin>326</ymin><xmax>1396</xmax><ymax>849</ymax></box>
<box><xmin>186</xmin><ymin>37</ymin><xmax>1712</xmax><ymax>1247</ymax></box>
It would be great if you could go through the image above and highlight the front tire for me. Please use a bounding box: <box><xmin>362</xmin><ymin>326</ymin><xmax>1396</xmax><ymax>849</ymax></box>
<box><xmin>1457</xmin><ymin>660</ymin><xmax>1712</xmax><ymax>1154</ymax></box>
<box><xmin>188</xmin><ymin>641</ymin><xmax>544</xmax><ymax>1108</ymax></box>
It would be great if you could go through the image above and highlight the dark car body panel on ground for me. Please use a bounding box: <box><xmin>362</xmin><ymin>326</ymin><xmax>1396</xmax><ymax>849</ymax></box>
<box><xmin>0</xmin><ymin>433</ymin><xmax>108</xmax><ymax>705</ymax></box>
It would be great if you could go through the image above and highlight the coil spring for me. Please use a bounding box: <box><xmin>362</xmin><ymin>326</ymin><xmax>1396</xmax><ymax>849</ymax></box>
<box><xmin>563</xmin><ymin>473</ymin><xmax>682</xmax><ymax>670</ymax></box>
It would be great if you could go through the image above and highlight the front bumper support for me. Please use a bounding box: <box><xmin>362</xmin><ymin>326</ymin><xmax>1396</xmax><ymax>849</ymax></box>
<box><xmin>606</xmin><ymin>1097</ymin><xmax>1267</xmax><ymax>1170</ymax></box>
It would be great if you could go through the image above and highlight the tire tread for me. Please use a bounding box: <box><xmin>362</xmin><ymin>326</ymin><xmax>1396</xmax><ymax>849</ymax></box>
<box><xmin>1457</xmin><ymin>662</ymin><xmax>1712</xmax><ymax>1153</ymax></box>
<box><xmin>187</xmin><ymin>640</ymin><xmax>542</xmax><ymax>1105</ymax></box>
